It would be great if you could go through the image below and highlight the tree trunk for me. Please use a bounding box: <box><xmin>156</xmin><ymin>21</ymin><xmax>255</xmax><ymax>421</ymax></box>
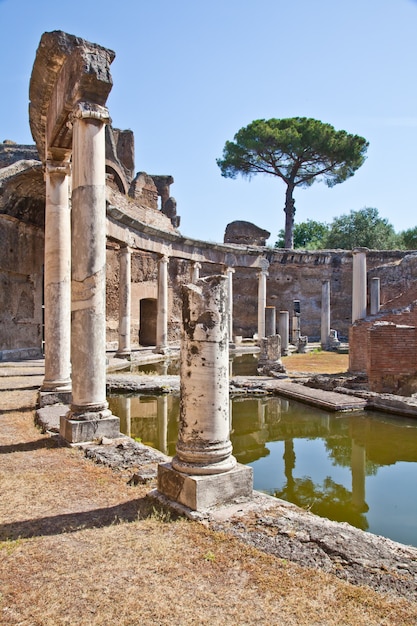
<box><xmin>284</xmin><ymin>183</ymin><xmax>295</xmax><ymax>248</ymax></box>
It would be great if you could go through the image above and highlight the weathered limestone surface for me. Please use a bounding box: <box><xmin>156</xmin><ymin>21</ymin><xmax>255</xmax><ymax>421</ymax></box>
<box><xmin>174</xmin><ymin>276</ymin><xmax>235</xmax><ymax>475</ymax></box>
<box><xmin>0</xmin><ymin>216</ymin><xmax>43</xmax><ymax>356</ymax></box>
<box><xmin>29</xmin><ymin>30</ymin><xmax>115</xmax><ymax>163</ymax></box>
<box><xmin>208</xmin><ymin>493</ymin><xmax>417</xmax><ymax>602</ymax></box>
<box><xmin>224</xmin><ymin>220</ymin><xmax>270</xmax><ymax>246</ymax></box>
<box><xmin>0</xmin><ymin>141</ymin><xmax>39</xmax><ymax>169</ymax></box>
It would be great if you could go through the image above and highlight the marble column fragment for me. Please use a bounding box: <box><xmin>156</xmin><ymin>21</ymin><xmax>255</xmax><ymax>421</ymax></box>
<box><xmin>41</xmin><ymin>161</ymin><xmax>72</xmax><ymax>392</ymax></box>
<box><xmin>173</xmin><ymin>275</ymin><xmax>236</xmax><ymax>475</ymax></box>
<box><xmin>321</xmin><ymin>280</ymin><xmax>331</xmax><ymax>349</ymax></box>
<box><xmin>116</xmin><ymin>246</ymin><xmax>132</xmax><ymax>358</ymax></box>
<box><xmin>61</xmin><ymin>102</ymin><xmax>119</xmax><ymax>442</ymax></box>
<box><xmin>225</xmin><ymin>267</ymin><xmax>235</xmax><ymax>342</ymax></box>
<box><xmin>352</xmin><ymin>248</ymin><xmax>368</xmax><ymax>323</ymax></box>
<box><xmin>157</xmin><ymin>275</ymin><xmax>253</xmax><ymax>511</ymax></box>
<box><xmin>154</xmin><ymin>255</ymin><xmax>169</xmax><ymax>354</ymax></box>
<box><xmin>370</xmin><ymin>277</ymin><xmax>380</xmax><ymax>315</ymax></box>
<box><xmin>279</xmin><ymin>311</ymin><xmax>289</xmax><ymax>356</ymax></box>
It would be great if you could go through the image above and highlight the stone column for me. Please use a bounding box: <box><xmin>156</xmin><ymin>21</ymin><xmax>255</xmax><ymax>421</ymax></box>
<box><xmin>61</xmin><ymin>102</ymin><xmax>119</xmax><ymax>443</ymax></box>
<box><xmin>257</xmin><ymin>262</ymin><xmax>269</xmax><ymax>340</ymax></box>
<box><xmin>370</xmin><ymin>277</ymin><xmax>380</xmax><ymax>315</ymax></box>
<box><xmin>155</xmin><ymin>255</ymin><xmax>169</xmax><ymax>354</ymax></box>
<box><xmin>157</xmin><ymin>275</ymin><xmax>253</xmax><ymax>511</ymax></box>
<box><xmin>279</xmin><ymin>311</ymin><xmax>289</xmax><ymax>356</ymax></box>
<box><xmin>352</xmin><ymin>248</ymin><xmax>367</xmax><ymax>322</ymax></box>
<box><xmin>321</xmin><ymin>280</ymin><xmax>331</xmax><ymax>349</ymax></box>
<box><xmin>174</xmin><ymin>276</ymin><xmax>234</xmax><ymax>475</ymax></box>
<box><xmin>265</xmin><ymin>306</ymin><xmax>276</xmax><ymax>337</ymax></box>
<box><xmin>225</xmin><ymin>267</ymin><xmax>235</xmax><ymax>342</ymax></box>
<box><xmin>41</xmin><ymin>161</ymin><xmax>72</xmax><ymax>393</ymax></box>
<box><xmin>116</xmin><ymin>246</ymin><xmax>132</xmax><ymax>358</ymax></box>
<box><xmin>191</xmin><ymin>261</ymin><xmax>201</xmax><ymax>283</ymax></box>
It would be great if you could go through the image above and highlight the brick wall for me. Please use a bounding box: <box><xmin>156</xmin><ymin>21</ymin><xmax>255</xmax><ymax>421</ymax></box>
<box><xmin>349</xmin><ymin>300</ymin><xmax>417</xmax><ymax>374</ymax></box>
<box><xmin>367</xmin><ymin>323</ymin><xmax>417</xmax><ymax>393</ymax></box>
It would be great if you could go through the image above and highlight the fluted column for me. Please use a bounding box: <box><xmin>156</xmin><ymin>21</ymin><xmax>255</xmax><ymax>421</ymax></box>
<box><xmin>257</xmin><ymin>261</ymin><xmax>269</xmax><ymax>341</ymax></box>
<box><xmin>225</xmin><ymin>267</ymin><xmax>235</xmax><ymax>342</ymax></box>
<box><xmin>61</xmin><ymin>102</ymin><xmax>119</xmax><ymax>442</ymax></box>
<box><xmin>41</xmin><ymin>161</ymin><xmax>72</xmax><ymax>392</ymax></box>
<box><xmin>352</xmin><ymin>248</ymin><xmax>368</xmax><ymax>322</ymax></box>
<box><xmin>321</xmin><ymin>280</ymin><xmax>331</xmax><ymax>349</ymax></box>
<box><xmin>155</xmin><ymin>255</ymin><xmax>169</xmax><ymax>354</ymax></box>
<box><xmin>116</xmin><ymin>246</ymin><xmax>132</xmax><ymax>358</ymax></box>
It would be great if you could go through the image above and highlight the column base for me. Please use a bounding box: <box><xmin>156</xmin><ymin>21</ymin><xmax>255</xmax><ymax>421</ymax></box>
<box><xmin>115</xmin><ymin>350</ymin><xmax>131</xmax><ymax>360</ymax></box>
<box><xmin>153</xmin><ymin>346</ymin><xmax>170</xmax><ymax>355</ymax></box>
<box><xmin>157</xmin><ymin>461</ymin><xmax>253</xmax><ymax>511</ymax></box>
<box><xmin>60</xmin><ymin>411</ymin><xmax>120</xmax><ymax>444</ymax></box>
<box><xmin>41</xmin><ymin>379</ymin><xmax>72</xmax><ymax>393</ymax></box>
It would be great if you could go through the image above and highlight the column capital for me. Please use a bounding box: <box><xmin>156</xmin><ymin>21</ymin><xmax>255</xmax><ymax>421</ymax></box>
<box><xmin>258</xmin><ymin>258</ymin><xmax>270</xmax><ymax>272</ymax></box>
<box><xmin>44</xmin><ymin>161</ymin><xmax>71</xmax><ymax>178</ymax></box>
<box><xmin>68</xmin><ymin>102</ymin><xmax>111</xmax><ymax>127</ymax></box>
<box><xmin>192</xmin><ymin>261</ymin><xmax>202</xmax><ymax>269</ymax></box>
<box><xmin>118</xmin><ymin>245</ymin><xmax>132</xmax><ymax>256</ymax></box>
<box><xmin>159</xmin><ymin>254</ymin><xmax>169</xmax><ymax>265</ymax></box>
<box><xmin>225</xmin><ymin>266</ymin><xmax>235</xmax><ymax>275</ymax></box>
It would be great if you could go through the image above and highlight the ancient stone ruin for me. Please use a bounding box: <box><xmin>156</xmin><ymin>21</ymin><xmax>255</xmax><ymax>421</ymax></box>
<box><xmin>2</xmin><ymin>28</ymin><xmax>417</xmax><ymax>451</ymax></box>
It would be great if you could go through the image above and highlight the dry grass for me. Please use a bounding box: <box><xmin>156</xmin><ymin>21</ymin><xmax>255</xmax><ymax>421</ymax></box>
<box><xmin>1</xmin><ymin>375</ymin><xmax>417</xmax><ymax>625</ymax></box>
<box><xmin>283</xmin><ymin>350</ymin><xmax>349</xmax><ymax>374</ymax></box>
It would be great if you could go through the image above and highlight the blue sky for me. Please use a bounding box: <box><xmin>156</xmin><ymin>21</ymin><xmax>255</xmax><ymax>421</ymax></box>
<box><xmin>1</xmin><ymin>0</ymin><xmax>416</xmax><ymax>244</ymax></box>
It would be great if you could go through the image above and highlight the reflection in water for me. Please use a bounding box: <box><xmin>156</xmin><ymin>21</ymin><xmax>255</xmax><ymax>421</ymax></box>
<box><xmin>116</xmin><ymin>352</ymin><xmax>260</xmax><ymax>377</ymax></box>
<box><xmin>107</xmin><ymin>393</ymin><xmax>417</xmax><ymax>547</ymax></box>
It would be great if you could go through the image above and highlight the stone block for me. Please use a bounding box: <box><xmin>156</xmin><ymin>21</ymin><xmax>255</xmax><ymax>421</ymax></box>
<box><xmin>60</xmin><ymin>414</ymin><xmax>120</xmax><ymax>444</ymax></box>
<box><xmin>157</xmin><ymin>462</ymin><xmax>253</xmax><ymax>511</ymax></box>
<box><xmin>39</xmin><ymin>390</ymin><xmax>72</xmax><ymax>407</ymax></box>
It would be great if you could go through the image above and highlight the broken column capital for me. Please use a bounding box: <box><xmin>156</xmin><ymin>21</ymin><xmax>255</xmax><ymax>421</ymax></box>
<box><xmin>44</xmin><ymin>161</ymin><xmax>71</xmax><ymax>178</ymax></box>
<box><xmin>69</xmin><ymin>102</ymin><xmax>111</xmax><ymax>127</ymax></box>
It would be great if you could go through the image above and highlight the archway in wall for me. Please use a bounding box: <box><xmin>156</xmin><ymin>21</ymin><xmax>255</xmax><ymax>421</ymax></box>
<box><xmin>139</xmin><ymin>298</ymin><xmax>157</xmax><ymax>346</ymax></box>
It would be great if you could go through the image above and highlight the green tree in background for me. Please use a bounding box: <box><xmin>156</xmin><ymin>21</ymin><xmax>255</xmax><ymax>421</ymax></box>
<box><xmin>275</xmin><ymin>219</ymin><xmax>329</xmax><ymax>249</ymax></box>
<box><xmin>400</xmin><ymin>226</ymin><xmax>417</xmax><ymax>250</ymax></box>
<box><xmin>217</xmin><ymin>117</ymin><xmax>369</xmax><ymax>248</ymax></box>
<box><xmin>325</xmin><ymin>207</ymin><xmax>401</xmax><ymax>250</ymax></box>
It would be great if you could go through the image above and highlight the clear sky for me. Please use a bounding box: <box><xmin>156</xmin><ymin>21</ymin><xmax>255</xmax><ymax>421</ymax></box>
<box><xmin>1</xmin><ymin>0</ymin><xmax>416</xmax><ymax>245</ymax></box>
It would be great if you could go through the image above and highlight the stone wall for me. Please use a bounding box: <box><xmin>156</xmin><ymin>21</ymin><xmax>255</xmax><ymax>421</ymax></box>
<box><xmin>0</xmin><ymin>215</ymin><xmax>44</xmax><ymax>359</ymax></box>
<box><xmin>105</xmin><ymin>246</ymin><xmax>414</xmax><ymax>348</ymax></box>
